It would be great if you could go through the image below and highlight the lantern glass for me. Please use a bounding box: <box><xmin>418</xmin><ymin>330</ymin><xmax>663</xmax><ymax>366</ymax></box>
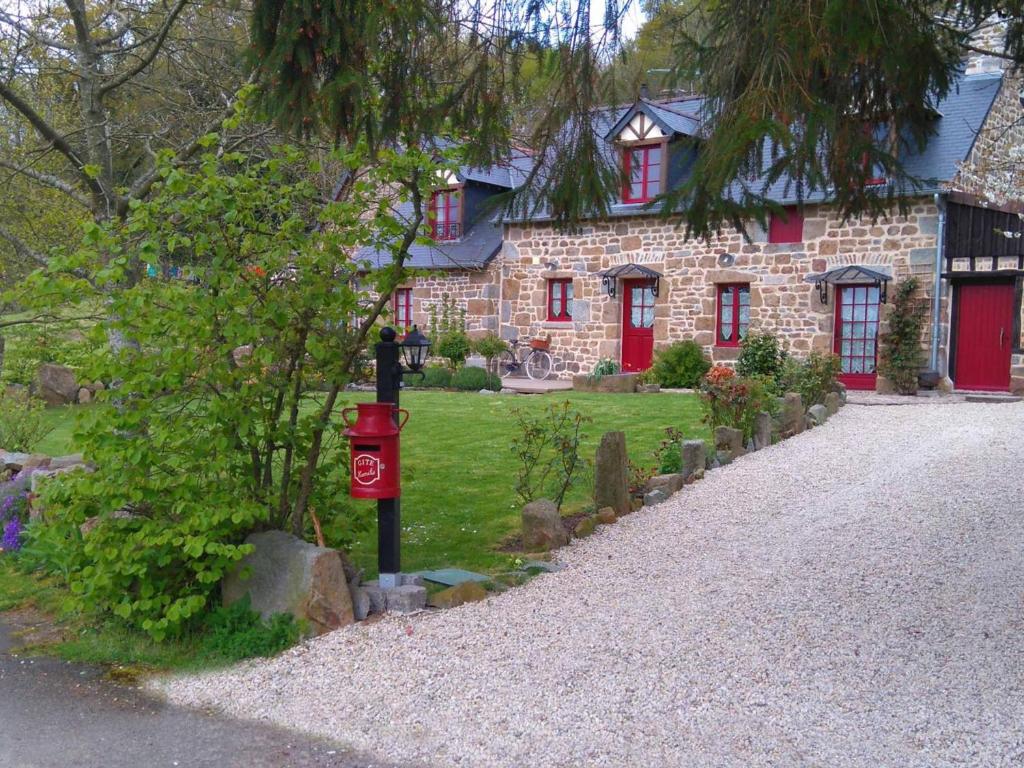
<box><xmin>400</xmin><ymin>325</ymin><xmax>431</xmax><ymax>372</ymax></box>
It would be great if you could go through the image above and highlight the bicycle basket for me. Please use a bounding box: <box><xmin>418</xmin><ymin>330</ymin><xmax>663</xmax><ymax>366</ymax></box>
<box><xmin>529</xmin><ymin>334</ymin><xmax>551</xmax><ymax>351</ymax></box>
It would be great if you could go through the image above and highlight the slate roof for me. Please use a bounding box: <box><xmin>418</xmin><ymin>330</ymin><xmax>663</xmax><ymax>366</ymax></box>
<box><xmin>358</xmin><ymin>149</ymin><xmax>533</xmax><ymax>270</ymax></box>
<box><xmin>515</xmin><ymin>71</ymin><xmax>1004</xmax><ymax>221</ymax></box>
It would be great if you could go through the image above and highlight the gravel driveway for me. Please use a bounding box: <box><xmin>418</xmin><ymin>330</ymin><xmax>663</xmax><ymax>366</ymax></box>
<box><xmin>158</xmin><ymin>401</ymin><xmax>1024</xmax><ymax>767</ymax></box>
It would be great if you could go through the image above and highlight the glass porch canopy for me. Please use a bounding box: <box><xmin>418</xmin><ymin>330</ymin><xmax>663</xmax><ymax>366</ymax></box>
<box><xmin>598</xmin><ymin>263</ymin><xmax>662</xmax><ymax>298</ymax></box>
<box><xmin>807</xmin><ymin>265</ymin><xmax>891</xmax><ymax>304</ymax></box>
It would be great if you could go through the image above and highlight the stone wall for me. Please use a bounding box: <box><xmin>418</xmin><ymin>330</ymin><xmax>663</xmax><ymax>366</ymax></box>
<box><xmin>500</xmin><ymin>202</ymin><xmax>943</xmax><ymax>376</ymax></box>
<box><xmin>394</xmin><ymin>263</ymin><xmax>501</xmax><ymax>339</ymax></box>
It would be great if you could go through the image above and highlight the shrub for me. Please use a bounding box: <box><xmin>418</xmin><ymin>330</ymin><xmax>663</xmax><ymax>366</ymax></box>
<box><xmin>879</xmin><ymin>277</ymin><xmax>927</xmax><ymax>394</ymax></box>
<box><xmin>471</xmin><ymin>333</ymin><xmax>508</xmax><ymax>375</ymax></box>
<box><xmin>699</xmin><ymin>366</ymin><xmax>777</xmax><ymax>440</ymax></box>
<box><xmin>197</xmin><ymin>597</ymin><xmax>301</xmax><ymax>663</ymax></box>
<box><xmin>436</xmin><ymin>330</ymin><xmax>471</xmax><ymax>370</ymax></box>
<box><xmin>1</xmin><ymin>323</ymin><xmax>104</xmax><ymax>387</ymax></box>
<box><xmin>651</xmin><ymin>340</ymin><xmax>710</xmax><ymax>388</ymax></box>
<box><xmin>419</xmin><ymin>365</ymin><xmax>453</xmax><ymax>388</ymax></box>
<box><xmin>780</xmin><ymin>351</ymin><xmax>842</xmax><ymax>406</ymax></box>
<box><xmin>736</xmin><ymin>333</ymin><xmax>787</xmax><ymax>382</ymax></box>
<box><xmin>653</xmin><ymin>427</ymin><xmax>684</xmax><ymax>474</ymax></box>
<box><xmin>0</xmin><ymin>389</ymin><xmax>54</xmax><ymax>452</ymax></box>
<box><xmin>451</xmin><ymin>365</ymin><xmax>501</xmax><ymax>391</ymax></box>
<box><xmin>590</xmin><ymin>358</ymin><xmax>620</xmax><ymax>378</ymax></box>
<box><xmin>510</xmin><ymin>401</ymin><xmax>591</xmax><ymax>509</ymax></box>
<box><xmin>14</xmin><ymin>518</ymin><xmax>83</xmax><ymax>579</ymax></box>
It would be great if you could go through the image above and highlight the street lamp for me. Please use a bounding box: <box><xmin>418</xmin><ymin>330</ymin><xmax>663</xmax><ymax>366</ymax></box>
<box><xmin>373</xmin><ymin>325</ymin><xmax>431</xmax><ymax>589</ymax></box>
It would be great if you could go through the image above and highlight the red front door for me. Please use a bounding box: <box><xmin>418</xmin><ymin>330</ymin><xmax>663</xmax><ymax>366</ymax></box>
<box><xmin>834</xmin><ymin>284</ymin><xmax>880</xmax><ymax>390</ymax></box>
<box><xmin>954</xmin><ymin>282</ymin><xmax>1015</xmax><ymax>391</ymax></box>
<box><xmin>622</xmin><ymin>279</ymin><xmax>656</xmax><ymax>372</ymax></box>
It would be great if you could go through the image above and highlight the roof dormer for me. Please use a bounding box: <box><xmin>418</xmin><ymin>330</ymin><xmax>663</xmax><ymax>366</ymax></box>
<box><xmin>604</xmin><ymin>98</ymin><xmax>701</xmax><ymax>145</ymax></box>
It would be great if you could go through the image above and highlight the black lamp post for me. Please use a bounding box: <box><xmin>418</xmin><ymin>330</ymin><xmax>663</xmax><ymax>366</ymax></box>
<box><xmin>374</xmin><ymin>324</ymin><xmax>431</xmax><ymax>588</ymax></box>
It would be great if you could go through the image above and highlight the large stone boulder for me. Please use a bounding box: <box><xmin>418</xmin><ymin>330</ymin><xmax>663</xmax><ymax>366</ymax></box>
<box><xmin>222</xmin><ymin>530</ymin><xmax>354</xmax><ymax>636</ymax></box>
<box><xmin>681</xmin><ymin>440</ymin><xmax>706</xmax><ymax>482</ymax></box>
<box><xmin>753</xmin><ymin>411</ymin><xmax>772</xmax><ymax>451</ymax></box>
<box><xmin>429</xmin><ymin>581</ymin><xmax>488</xmax><ymax>609</ymax></box>
<box><xmin>594</xmin><ymin>431</ymin><xmax>630</xmax><ymax>515</ymax></box>
<box><xmin>644</xmin><ymin>473</ymin><xmax>684</xmax><ymax>496</ymax></box>
<box><xmin>36</xmin><ymin>363</ymin><xmax>78</xmax><ymax>406</ymax></box>
<box><xmin>824</xmin><ymin>391</ymin><xmax>842</xmax><ymax>416</ymax></box>
<box><xmin>571</xmin><ymin>373</ymin><xmax>639</xmax><ymax>393</ymax></box>
<box><xmin>806</xmin><ymin>403</ymin><xmax>828</xmax><ymax>427</ymax></box>
<box><xmin>521</xmin><ymin>499</ymin><xmax>569</xmax><ymax>551</ymax></box>
<box><xmin>714</xmin><ymin>426</ymin><xmax>745</xmax><ymax>461</ymax></box>
<box><xmin>778</xmin><ymin>393</ymin><xmax>805</xmax><ymax>437</ymax></box>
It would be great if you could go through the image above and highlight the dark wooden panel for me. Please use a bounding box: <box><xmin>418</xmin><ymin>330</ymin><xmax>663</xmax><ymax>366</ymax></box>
<box><xmin>945</xmin><ymin>201</ymin><xmax>1024</xmax><ymax>272</ymax></box>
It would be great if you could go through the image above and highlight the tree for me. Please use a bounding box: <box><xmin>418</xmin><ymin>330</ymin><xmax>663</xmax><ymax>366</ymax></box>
<box><xmin>21</xmin><ymin>142</ymin><xmax>444</xmax><ymax>637</ymax></box>
<box><xmin>247</xmin><ymin>0</ymin><xmax>1024</xmax><ymax>235</ymax></box>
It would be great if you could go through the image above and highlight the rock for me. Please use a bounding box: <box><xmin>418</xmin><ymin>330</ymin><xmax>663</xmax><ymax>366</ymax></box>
<box><xmin>4</xmin><ymin>384</ymin><xmax>27</xmax><ymax>400</ymax></box>
<box><xmin>499</xmin><ymin>388</ymin><xmax>520</xmax><ymax>395</ymax></box>
<box><xmin>385</xmin><ymin>584</ymin><xmax>427</xmax><ymax>614</ymax></box>
<box><xmin>745</xmin><ymin>438</ymin><xmax>756</xmax><ymax>453</ymax></box>
<box><xmin>79</xmin><ymin>508</ymin><xmax>137</xmax><ymax>537</ymax></box>
<box><xmin>571</xmin><ymin>372</ymin><xmax>639</xmax><ymax>393</ymax></box>
<box><xmin>596</xmin><ymin>506</ymin><xmax>617</xmax><ymax>524</ymax></box>
<box><xmin>232</xmin><ymin>345</ymin><xmax>254</xmax><ymax>366</ymax></box>
<box><xmin>779</xmin><ymin>393</ymin><xmax>805</xmax><ymax>436</ymax></box>
<box><xmin>714</xmin><ymin>426</ymin><xmax>745</xmax><ymax>458</ymax></box>
<box><xmin>716</xmin><ymin>450</ymin><xmax>733</xmax><ymax>466</ymax></box>
<box><xmin>351</xmin><ymin>587</ymin><xmax>372</xmax><ymax>621</ymax></box>
<box><xmin>643</xmin><ymin>488</ymin><xmax>669</xmax><ymax>506</ymax></box>
<box><xmin>0</xmin><ymin>451</ymin><xmax>32</xmax><ymax>472</ymax></box>
<box><xmin>807</xmin><ymin>403</ymin><xmax>828</xmax><ymax>426</ymax></box>
<box><xmin>92</xmin><ymin>380</ymin><xmax>106</xmax><ymax>392</ymax></box>
<box><xmin>937</xmin><ymin>376</ymin><xmax>955</xmax><ymax>394</ymax></box>
<box><xmin>77</xmin><ymin>387</ymin><xmax>92</xmax><ymax>404</ymax></box>
<box><xmin>824</xmin><ymin>391</ymin><xmax>841</xmax><ymax>416</ymax></box>
<box><xmin>36</xmin><ymin>363</ymin><xmax>78</xmax><ymax>406</ymax></box>
<box><xmin>918</xmin><ymin>369</ymin><xmax>940</xmax><ymax>389</ymax></box>
<box><xmin>593</xmin><ymin>431</ymin><xmax>630</xmax><ymax>515</ymax></box>
<box><xmin>637</xmin><ymin>383</ymin><xmax>661</xmax><ymax>393</ymax></box>
<box><xmin>361</xmin><ymin>582</ymin><xmax>388</xmax><ymax>615</ymax></box>
<box><xmin>707</xmin><ymin>453</ymin><xmax>721</xmax><ymax>470</ymax></box>
<box><xmin>49</xmin><ymin>453</ymin><xmax>85</xmax><ymax>470</ymax></box>
<box><xmin>222</xmin><ymin>530</ymin><xmax>355</xmax><ymax>636</ymax></box>
<box><xmin>753</xmin><ymin>411</ymin><xmax>772</xmax><ymax>450</ymax></box>
<box><xmin>521</xmin><ymin>499</ymin><xmax>570</xmax><ymax>551</ymax></box>
<box><xmin>479</xmin><ymin>389</ymin><xmax>497</xmax><ymax>395</ymax></box>
<box><xmin>22</xmin><ymin>454</ymin><xmax>50</xmax><ymax>470</ymax></box>
<box><xmin>644</xmin><ymin>473</ymin><xmax>684</xmax><ymax>495</ymax></box>
<box><xmin>690</xmin><ymin>468</ymin><xmax>705</xmax><ymax>482</ymax></box>
<box><xmin>681</xmin><ymin>440</ymin><xmax>706</xmax><ymax>481</ymax></box>
<box><xmin>429</xmin><ymin>581</ymin><xmax>488</xmax><ymax>609</ymax></box>
<box><xmin>573</xmin><ymin>516</ymin><xmax>598</xmax><ymax>539</ymax></box>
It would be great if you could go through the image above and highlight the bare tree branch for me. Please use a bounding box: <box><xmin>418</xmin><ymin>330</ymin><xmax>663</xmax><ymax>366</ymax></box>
<box><xmin>0</xmin><ymin>223</ymin><xmax>48</xmax><ymax>267</ymax></box>
<box><xmin>0</xmin><ymin>158</ymin><xmax>92</xmax><ymax>208</ymax></box>
<box><xmin>99</xmin><ymin>0</ymin><xmax>191</xmax><ymax>96</ymax></box>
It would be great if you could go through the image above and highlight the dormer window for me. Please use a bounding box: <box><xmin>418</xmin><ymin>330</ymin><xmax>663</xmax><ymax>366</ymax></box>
<box><xmin>623</xmin><ymin>144</ymin><xmax>662</xmax><ymax>204</ymax></box>
<box><xmin>429</xmin><ymin>189</ymin><xmax>461</xmax><ymax>241</ymax></box>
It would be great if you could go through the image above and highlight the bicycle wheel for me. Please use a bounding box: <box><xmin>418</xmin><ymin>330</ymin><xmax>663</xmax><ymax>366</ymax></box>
<box><xmin>525</xmin><ymin>350</ymin><xmax>553</xmax><ymax>380</ymax></box>
<box><xmin>499</xmin><ymin>348</ymin><xmax>518</xmax><ymax>377</ymax></box>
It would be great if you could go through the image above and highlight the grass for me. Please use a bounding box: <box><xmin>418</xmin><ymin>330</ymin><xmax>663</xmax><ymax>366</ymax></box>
<box><xmin>4</xmin><ymin>390</ymin><xmax>706</xmax><ymax>670</ymax></box>
<box><xmin>22</xmin><ymin>392</ymin><xmax>706</xmax><ymax>576</ymax></box>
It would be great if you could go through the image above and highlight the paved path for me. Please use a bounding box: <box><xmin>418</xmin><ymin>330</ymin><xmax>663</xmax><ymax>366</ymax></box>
<box><xmin>0</xmin><ymin>622</ymin><xmax>398</xmax><ymax>768</ymax></box>
<box><xmin>162</xmin><ymin>402</ymin><xmax>1024</xmax><ymax>767</ymax></box>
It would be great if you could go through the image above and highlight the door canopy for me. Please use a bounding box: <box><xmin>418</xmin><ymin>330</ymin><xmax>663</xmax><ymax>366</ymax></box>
<box><xmin>599</xmin><ymin>263</ymin><xmax>662</xmax><ymax>298</ymax></box>
<box><xmin>809</xmin><ymin>265</ymin><xmax>890</xmax><ymax>305</ymax></box>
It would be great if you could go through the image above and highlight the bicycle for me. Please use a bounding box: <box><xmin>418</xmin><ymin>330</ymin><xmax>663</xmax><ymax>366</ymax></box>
<box><xmin>500</xmin><ymin>335</ymin><xmax>555</xmax><ymax>380</ymax></box>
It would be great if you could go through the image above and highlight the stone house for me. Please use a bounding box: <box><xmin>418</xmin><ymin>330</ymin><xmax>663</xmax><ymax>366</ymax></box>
<box><xmin>495</xmin><ymin>67</ymin><xmax>1024</xmax><ymax>394</ymax></box>
<box><xmin>365</xmin><ymin>63</ymin><xmax>1023</xmax><ymax>393</ymax></box>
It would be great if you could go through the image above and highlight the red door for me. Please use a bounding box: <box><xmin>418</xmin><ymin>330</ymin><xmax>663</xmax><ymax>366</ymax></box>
<box><xmin>834</xmin><ymin>284</ymin><xmax>880</xmax><ymax>390</ymax></box>
<box><xmin>954</xmin><ymin>282</ymin><xmax>1015</xmax><ymax>391</ymax></box>
<box><xmin>622</xmin><ymin>279</ymin><xmax>656</xmax><ymax>372</ymax></box>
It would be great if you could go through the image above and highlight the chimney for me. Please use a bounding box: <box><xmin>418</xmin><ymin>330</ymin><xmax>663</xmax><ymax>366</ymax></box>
<box><xmin>639</xmin><ymin>83</ymin><xmax>650</xmax><ymax>100</ymax></box>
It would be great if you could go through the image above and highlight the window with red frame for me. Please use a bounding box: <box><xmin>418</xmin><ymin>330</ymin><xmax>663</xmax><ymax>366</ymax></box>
<box><xmin>429</xmin><ymin>190</ymin><xmax>461</xmax><ymax>240</ymax></box>
<box><xmin>393</xmin><ymin>288</ymin><xmax>413</xmax><ymax>330</ymax></box>
<box><xmin>623</xmin><ymin>144</ymin><xmax>662</xmax><ymax>203</ymax></box>
<box><xmin>860</xmin><ymin>124</ymin><xmax>887</xmax><ymax>187</ymax></box>
<box><xmin>716</xmin><ymin>284</ymin><xmax>750</xmax><ymax>346</ymax></box>
<box><xmin>768</xmin><ymin>206</ymin><xmax>804</xmax><ymax>244</ymax></box>
<box><xmin>547</xmin><ymin>278</ymin><xmax>573</xmax><ymax>321</ymax></box>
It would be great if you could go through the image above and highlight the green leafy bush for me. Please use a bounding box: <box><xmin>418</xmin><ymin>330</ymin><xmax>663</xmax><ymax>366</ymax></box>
<box><xmin>879</xmin><ymin>278</ymin><xmax>927</xmax><ymax>394</ymax></box>
<box><xmin>419</xmin><ymin>365</ymin><xmax>453</xmax><ymax>388</ymax></box>
<box><xmin>197</xmin><ymin>597</ymin><xmax>301</xmax><ymax>663</ymax></box>
<box><xmin>699</xmin><ymin>366</ymin><xmax>777</xmax><ymax>440</ymax></box>
<box><xmin>436</xmin><ymin>331</ymin><xmax>471</xmax><ymax>370</ymax></box>
<box><xmin>1</xmin><ymin>324</ymin><xmax>104</xmax><ymax>387</ymax></box>
<box><xmin>591</xmin><ymin>358</ymin><xmax>620</xmax><ymax>378</ymax></box>
<box><xmin>736</xmin><ymin>333</ymin><xmax>787</xmax><ymax>382</ymax></box>
<box><xmin>653</xmin><ymin>427</ymin><xmax>684</xmax><ymax>474</ymax></box>
<box><xmin>651</xmin><ymin>340</ymin><xmax>710</xmax><ymax>388</ymax></box>
<box><xmin>0</xmin><ymin>389</ymin><xmax>54</xmax><ymax>452</ymax></box>
<box><xmin>15</xmin><ymin>518</ymin><xmax>85</xmax><ymax>581</ymax></box>
<box><xmin>451</xmin><ymin>365</ymin><xmax>501</xmax><ymax>391</ymax></box>
<box><xmin>780</xmin><ymin>351</ymin><xmax>842</xmax><ymax>406</ymax></box>
<box><xmin>510</xmin><ymin>401</ymin><xmax>591</xmax><ymax>510</ymax></box>
<box><xmin>471</xmin><ymin>333</ymin><xmax>508</xmax><ymax>374</ymax></box>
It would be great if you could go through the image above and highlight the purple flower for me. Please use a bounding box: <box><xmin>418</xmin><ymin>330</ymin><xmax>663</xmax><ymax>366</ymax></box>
<box><xmin>2</xmin><ymin>517</ymin><xmax>23</xmax><ymax>552</ymax></box>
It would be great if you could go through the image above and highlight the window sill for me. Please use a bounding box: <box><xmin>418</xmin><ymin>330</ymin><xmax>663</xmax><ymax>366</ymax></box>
<box><xmin>542</xmin><ymin>320</ymin><xmax>574</xmax><ymax>329</ymax></box>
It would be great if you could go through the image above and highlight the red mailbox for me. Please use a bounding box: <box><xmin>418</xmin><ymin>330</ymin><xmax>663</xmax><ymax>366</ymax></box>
<box><xmin>341</xmin><ymin>402</ymin><xmax>408</xmax><ymax>499</ymax></box>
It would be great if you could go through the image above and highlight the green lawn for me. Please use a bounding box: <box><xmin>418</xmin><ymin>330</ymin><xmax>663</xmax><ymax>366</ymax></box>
<box><xmin>28</xmin><ymin>391</ymin><xmax>707</xmax><ymax>577</ymax></box>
